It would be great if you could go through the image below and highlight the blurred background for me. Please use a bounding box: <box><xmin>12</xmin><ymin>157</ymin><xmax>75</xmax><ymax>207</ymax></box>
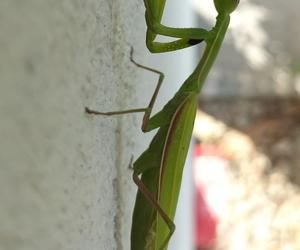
<box><xmin>145</xmin><ymin>0</ymin><xmax>300</xmax><ymax>249</ymax></box>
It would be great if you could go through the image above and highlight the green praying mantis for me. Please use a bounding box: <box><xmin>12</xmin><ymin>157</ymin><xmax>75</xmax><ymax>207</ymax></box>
<box><xmin>85</xmin><ymin>0</ymin><xmax>239</xmax><ymax>249</ymax></box>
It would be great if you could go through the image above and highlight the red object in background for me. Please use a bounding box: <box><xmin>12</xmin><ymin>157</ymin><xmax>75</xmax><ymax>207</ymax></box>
<box><xmin>193</xmin><ymin>144</ymin><xmax>228</xmax><ymax>250</ymax></box>
<box><xmin>195</xmin><ymin>186</ymin><xmax>217</xmax><ymax>249</ymax></box>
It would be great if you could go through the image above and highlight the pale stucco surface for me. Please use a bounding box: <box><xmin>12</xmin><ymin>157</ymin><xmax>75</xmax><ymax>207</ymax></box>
<box><xmin>0</xmin><ymin>0</ymin><xmax>148</xmax><ymax>249</ymax></box>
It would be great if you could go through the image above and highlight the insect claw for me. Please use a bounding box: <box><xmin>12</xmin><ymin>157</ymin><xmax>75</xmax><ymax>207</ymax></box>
<box><xmin>128</xmin><ymin>155</ymin><xmax>134</xmax><ymax>170</ymax></box>
<box><xmin>130</xmin><ymin>46</ymin><xmax>134</xmax><ymax>60</ymax></box>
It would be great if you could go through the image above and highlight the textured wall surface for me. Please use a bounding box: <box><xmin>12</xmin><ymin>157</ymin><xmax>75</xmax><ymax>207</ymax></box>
<box><xmin>0</xmin><ymin>0</ymin><xmax>148</xmax><ymax>249</ymax></box>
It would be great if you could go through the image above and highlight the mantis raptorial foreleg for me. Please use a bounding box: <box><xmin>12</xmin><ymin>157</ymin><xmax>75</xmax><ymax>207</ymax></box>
<box><xmin>145</xmin><ymin>18</ymin><xmax>209</xmax><ymax>53</ymax></box>
<box><xmin>145</xmin><ymin>13</ymin><xmax>210</xmax><ymax>40</ymax></box>
<box><xmin>143</xmin><ymin>0</ymin><xmax>210</xmax><ymax>52</ymax></box>
<box><xmin>143</xmin><ymin>0</ymin><xmax>208</xmax><ymax>40</ymax></box>
<box><xmin>145</xmin><ymin>35</ymin><xmax>203</xmax><ymax>53</ymax></box>
<box><xmin>85</xmin><ymin>48</ymin><xmax>164</xmax><ymax>132</ymax></box>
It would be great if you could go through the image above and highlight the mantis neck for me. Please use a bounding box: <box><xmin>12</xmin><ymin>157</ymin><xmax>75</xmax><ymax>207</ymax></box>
<box><xmin>194</xmin><ymin>13</ymin><xmax>230</xmax><ymax>92</ymax></box>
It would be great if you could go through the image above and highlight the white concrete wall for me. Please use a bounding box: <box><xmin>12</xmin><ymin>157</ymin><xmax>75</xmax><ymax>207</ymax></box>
<box><xmin>0</xmin><ymin>0</ymin><xmax>149</xmax><ymax>249</ymax></box>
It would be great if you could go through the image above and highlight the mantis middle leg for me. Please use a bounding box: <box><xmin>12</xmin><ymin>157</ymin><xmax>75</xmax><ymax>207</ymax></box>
<box><xmin>85</xmin><ymin>48</ymin><xmax>165</xmax><ymax>132</ymax></box>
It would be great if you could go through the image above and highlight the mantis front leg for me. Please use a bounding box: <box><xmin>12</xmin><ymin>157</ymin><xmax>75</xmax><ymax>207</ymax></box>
<box><xmin>145</xmin><ymin>35</ymin><xmax>204</xmax><ymax>53</ymax></box>
<box><xmin>143</xmin><ymin>0</ymin><xmax>210</xmax><ymax>52</ymax></box>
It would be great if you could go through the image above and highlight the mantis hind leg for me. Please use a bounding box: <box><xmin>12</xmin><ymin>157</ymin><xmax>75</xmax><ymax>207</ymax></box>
<box><xmin>132</xmin><ymin>172</ymin><xmax>175</xmax><ymax>250</ymax></box>
<box><xmin>85</xmin><ymin>47</ymin><xmax>165</xmax><ymax>132</ymax></box>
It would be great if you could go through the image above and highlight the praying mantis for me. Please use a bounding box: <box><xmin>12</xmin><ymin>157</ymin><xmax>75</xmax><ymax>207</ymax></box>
<box><xmin>85</xmin><ymin>0</ymin><xmax>239</xmax><ymax>249</ymax></box>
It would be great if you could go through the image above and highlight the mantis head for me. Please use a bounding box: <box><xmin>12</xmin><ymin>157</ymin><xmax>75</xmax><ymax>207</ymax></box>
<box><xmin>214</xmin><ymin>0</ymin><xmax>239</xmax><ymax>14</ymax></box>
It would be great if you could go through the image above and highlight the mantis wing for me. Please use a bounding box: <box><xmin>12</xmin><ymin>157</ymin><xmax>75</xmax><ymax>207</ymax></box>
<box><xmin>131</xmin><ymin>93</ymin><xmax>197</xmax><ymax>250</ymax></box>
<box><xmin>155</xmin><ymin>94</ymin><xmax>197</xmax><ymax>249</ymax></box>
